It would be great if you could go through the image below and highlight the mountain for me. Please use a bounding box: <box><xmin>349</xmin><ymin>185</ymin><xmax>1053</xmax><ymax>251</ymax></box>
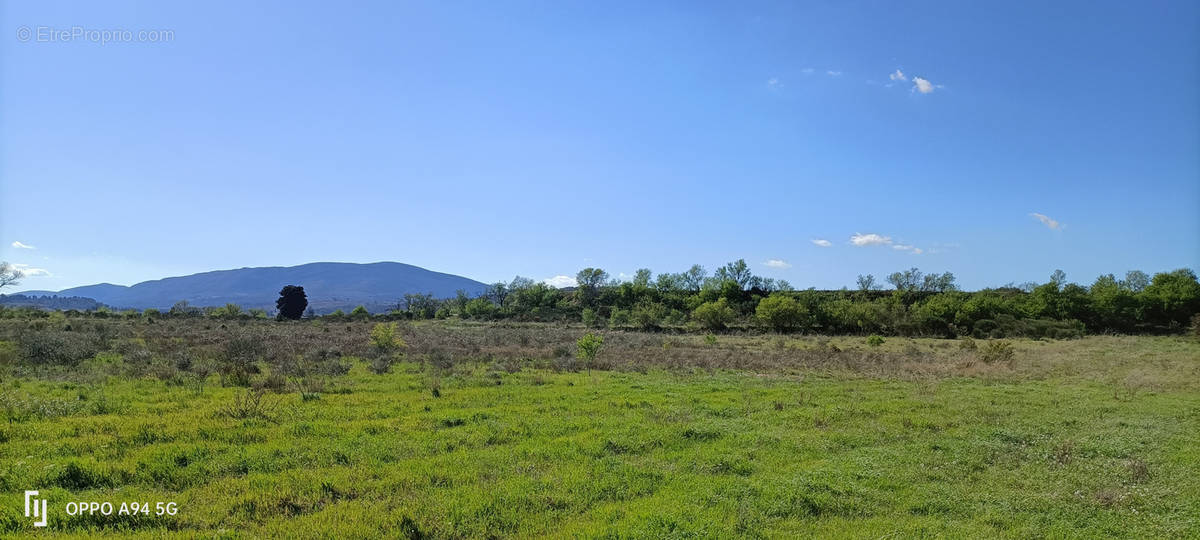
<box><xmin>16</xmin><ymin>262</ymin><xmax>488</xmax><ymax>313</ymax></box>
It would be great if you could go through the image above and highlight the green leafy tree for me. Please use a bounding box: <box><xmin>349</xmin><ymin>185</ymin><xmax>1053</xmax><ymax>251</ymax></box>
<box><xmin>464</xmin><ymin>298</ymin><xmax>498</xmax><ymax>319</ymax></box>
<box><xmin>755</xmin><ymin>294</ymin><xmax>807</xmax><ymax>332</ymax></box>
<box><xmin>575</xmin><ymin>268</ymin><xmax>609</xmax><ymax>306</ymax></box>
<box><xmin>715</xmin><ymin>259</ymin><xmax>753</xmax><ymax>289</ymax></box>
<box><xmin>350</xmin><ymin>305</ymin><xmax>370</xmax><ymax>320</ymax></box>
<box><xmin>1141</xmin><ymin>269</ymin><xmax>1200</xmax><ymax>328</ymax></box>
<box><xmin>682</xmin><ymin>265</ymin><xmax>708</xmax><ymax>291</ymax></box>
<box><xmin>692</xmin><ymin>298</ymin><xmax>736</xmax><ymax>331</ymax></box>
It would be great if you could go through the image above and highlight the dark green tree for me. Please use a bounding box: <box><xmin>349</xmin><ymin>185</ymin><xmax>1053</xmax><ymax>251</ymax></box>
<box><xmin>275</xmin><ymin>285</ymin><xmax>308</xmax><ymax>320</ymax></box>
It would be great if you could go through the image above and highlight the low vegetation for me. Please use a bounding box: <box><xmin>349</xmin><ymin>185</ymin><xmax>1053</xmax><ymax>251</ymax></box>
<box><xmin>0</xmin><ymin>314</ymin><xmax>1197</xmax><ymax>536</ymax></box>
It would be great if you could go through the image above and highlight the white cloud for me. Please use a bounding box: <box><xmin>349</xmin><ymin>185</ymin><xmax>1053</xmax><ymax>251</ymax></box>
<box><xmin>850</xmin><ymin>233</ymin><xmax>892</xmax><ymax>246</ymax></box>
<box><xmin>811</xmin><ymin>239</ymin><xmax>833</xmax><ymax>247</ymax></box>
<box><xmin>826</xmin><ymin>70</ymin><xmax>842</xmax><ymax>76</ymax></box>
<box><xmin>892</xmin><ymin>244</ymin><xmax>925</xmax><ymax>255</ymax></box>
<box><xmin>889</xmin><ymin>69</ymin><xmax>907</xmax><ymax>81</ymax></box>
<box><xmin>764</xmin><ymin>259</ymin><xmax>792</xmax><ymax>269</ymax></box>
<box><xmin>801</xmin><ymin>68</ymin><xmax>814</xmax><ymax>75</ymax></box>
<box><xmin>766</xmin><ymin>77</ymin><xmax>783</xmax><ymax>90</ymax></box>
<box><xmin>912</xmin><ymin>76</ymin><xmax>935</xmax><ymax>94</ymax></box>
<box><xmin>542</xmin><ymin>275</ymin><xmax>576</xmax><ymax>288</ymax></box>
<box><xmin>1030</xmin><ymin>212</ymin><xmax>1063</xmax><ymax>230</ymax></box>
<box><xmin>11</xmin><ymin>263</ymin><xmax>51</xmax><ymax>277</ymax></box>
<box><xmin>11</xmin><ymin>241</ymin><xmax>35</xmax><ymax>249</ymax></box>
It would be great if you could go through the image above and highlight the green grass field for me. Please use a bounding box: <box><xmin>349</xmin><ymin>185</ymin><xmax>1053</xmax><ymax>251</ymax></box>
<box><xmin>1</xmin><ymin>330</ymin><xmax>1198</xmax><ymax>538</ymax></box>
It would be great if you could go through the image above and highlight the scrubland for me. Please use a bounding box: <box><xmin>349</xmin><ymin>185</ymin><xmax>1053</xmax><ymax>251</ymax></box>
<box><xmin>0</xmin><ymin>318</ymin><xmax>1197</xmax><ymax>537</ymax></box>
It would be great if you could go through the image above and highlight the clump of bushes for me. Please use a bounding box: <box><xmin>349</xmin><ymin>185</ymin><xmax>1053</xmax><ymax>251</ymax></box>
<box><xmin>756</xmin><ymin>295</ymin><xmax>807</xmax><ymax>332</ymax></box>
<box><xmin>692</xmin><ymin>299</ymin><xmax>735</xmax><ymax>331</ymax></box>
<box><xmin>219</xmin><ymin>333</ymin><xmax>265</xmax><ymax>386</ymax></box>
<box><xmin>866</xmin><ymin>335</ymin><xmax>885</xmax><ymax>347</ymax></box>
<box><xmin>980</xmin><ymin>340</ymin><xmax>1015</xmax><ymax>364</ymax></box>
<box><xmin>18</xmin><ymin>331</ymin><xmax>100</xmax><ymax>366</ymax></box>
<box><xmin>367</xmin><ymin>322</ymin><xmax>407</xmax><ymax>374</ymax></box>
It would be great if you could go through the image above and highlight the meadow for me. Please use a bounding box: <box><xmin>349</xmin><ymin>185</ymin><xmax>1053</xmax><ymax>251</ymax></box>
<box><xmin>0</xmin><ymin>318</ymin><xmax>1198</xmax><ymax>538</ymax></box>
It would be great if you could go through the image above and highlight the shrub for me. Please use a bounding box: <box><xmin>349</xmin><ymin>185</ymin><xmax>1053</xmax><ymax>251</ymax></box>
<box><xmin>866</xmin><ymin>335</ymin><xmax>885</xmax><ymax>347</ymax></box>
<box><xmin>581</xmin><ymin>308</ymin><xmax>600</xmax><ymax>328</ymax></box>
<box><xmin>704</xmin><ymin>334</ymin><xmax>718</xmax><ymax>346</ymax></box>
<box><xmin>607</xmin><ymin>308</ymin><xmax>630</xmax><ymax>328</ymax></box>
<box><xmin>980</xmin><ymin>340</ymin><xmax>1015</xmax><ymax>364</ymax></box>
<box><xmin>576</xmin><ymin>333</ymin><xmax>604</xmax><ymax>369</ymax></box>
<box><xmin>350</xmin><ymin>305</ymin><xmax>370</xmax><ymax>320</ymax></box>
<box><xmin>18</xmin><ymin>331</ymin><xmax>100</xmax><ymax>366</ymax></box>
<box><xmin>692</xmin><ymin>299</ymin><xmax>735</xmax><ymax>331</ymax></box>
<box><xmin>369</xmin><ymin>322</ymin><xmax>407</xmax><ymax>353</ymax></box>
<box><xmin>959</xmin><ymin>337</ymin><xmax>977</xmax><ymax>351</ymax></box>
<box><xmin>220</xmin><ymin>333</ymin><xmax>265</xmax><ymax>386</ymax></box>
<box><xmin>368</xmin><ymin>356</ymin><xmax>394</xmax><ymax>375</ymax></box>
<box><xmin>630</xmin><ymin>301</ymin><xmax>668</xmax><ymax>330</ymax></box>
<box><xmin>463</xmin><ymin>298</ymin><xmax>498</xmax><ymax>319</ymax></box>
<box><xmin>756</xmin><ymin>294</ymin><xmax>807</xmax><ymax>332</ymax></box>
<box><xmin>218</xmin><ymin>389</ymin><xmax>279</xmax><ymax>421</ymax></box>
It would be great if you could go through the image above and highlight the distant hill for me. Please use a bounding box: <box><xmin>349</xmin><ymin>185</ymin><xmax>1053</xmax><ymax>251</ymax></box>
<box><xmin>15</xmin><ymin>262</ymin><xmax>487</xmax><ymax>313</ymax></box>
<box><xmin>0</xmin><ymin>294</ymin><xmax>107</xmax><ymax>311</ymax></box>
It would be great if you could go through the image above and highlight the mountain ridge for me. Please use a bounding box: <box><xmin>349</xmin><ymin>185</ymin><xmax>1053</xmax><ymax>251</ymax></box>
<box><xmin>13</xmin><ymin>261</ymin><xmax>488</xmax><ymax>313</ymax></box>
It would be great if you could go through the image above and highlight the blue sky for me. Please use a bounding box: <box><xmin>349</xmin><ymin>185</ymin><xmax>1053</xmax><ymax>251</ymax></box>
<box><xmin>2</xmin><ymin>1</ymin><xmax>1198</xmax><ymax>292</ymax></box>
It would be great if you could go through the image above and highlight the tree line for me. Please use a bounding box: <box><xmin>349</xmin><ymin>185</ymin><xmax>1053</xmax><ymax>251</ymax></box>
<box><xmin>3</xmin><ymin>259</ymin><xmax>1198</xmax><ymax>337</ymax></box>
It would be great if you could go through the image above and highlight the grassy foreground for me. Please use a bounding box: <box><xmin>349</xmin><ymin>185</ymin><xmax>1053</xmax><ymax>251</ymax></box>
<box><xmin>1</xmin><ymin>334</ymin><xmax>1198</xmax><ymax>538</ymax></box>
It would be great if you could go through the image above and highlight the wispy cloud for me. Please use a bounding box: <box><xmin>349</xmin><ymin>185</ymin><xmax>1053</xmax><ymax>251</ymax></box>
<box><xmin>912</xmin><ymin>76</ymin><xmax>936</xmax><ymax>94</ymax></box>
<box><xmin>12</xmin><ymin>263</ymin><xmax>51</xmax><ymax>277</ymax></box>
<box><xmin>850</xmin><ymin>233</ymin><xmax>892</xmax><ymax>246</ymax></box>
<box><xmin>826</xmin><ymin>70</ymin><xmax>842</xmax><ymax>77</ymax></box>
<box><xmin>542</xmin><ymin>275</ymin><xmax>575</xmax><ymax>288</ymax></box>
<box><xmin>892</xmin><ymin>244</ymin><xmax>924</xmax><ymax>255</ymax></box>
<box><xmin>801</xmin><ymin>68</ymin><xmax>814</xmax><ymax>75</ymax></box>
<box><xmin>1030</xmin><ymin>212</ymin><xmax>1063</xmax><ymax>230</ymax></box>
<box><xmin>11</xmin><ymin>241</ymin><xmax>35</xmax><ymax>250</ymax></box>
<box><xmin>811</xmin><ymin>239</ymin><xmax>833</xmax><ymax>247</ymax></box>
<box><xmin>889</xmin><ymin>69</ymin><xmax>907</xmax><ymax>81</ymax></box>
<box><xmin>764</xmin><ymin>259</ymin><xmax>792</xmax><ymax>269</ymax></box>
<box><xmin>766</xmin><ymin>77</ymin><xmax>783</xmax><ymax>90</ymax></box>
<box><xmin>850</xmin><ymin>233</ymin><xmax>926</xmax><ymax>254</ymax></box>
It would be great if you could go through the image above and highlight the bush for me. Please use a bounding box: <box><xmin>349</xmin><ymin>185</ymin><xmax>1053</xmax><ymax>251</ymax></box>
<box><xmin>692</xmin><ymin>299</ymin><xmax>735</xmax><ymax>331</ymax></box>
<box><xmin>219</xmin><ymin>333</ymin><xmax>265</xmax><ymax>386</ymax></box>
<box><xmin>18</xmin><ymin>331</ymin><xmax>100</xmax><ymax>366</ymax></box>
<box><xmin>756</xmin><ymin>294</ymin><xmax>807</xmax><ymax>332</ymax></box>
<box><xmin>630</xmin><ymin>301</ymin><xmax>668</xmax><ymax>330</ymax></box>
<box><xmin>607</xmin><ymin>308</ymin><xmax>630</xmax><ymax>329</ymax></box>
<box><xmin>350</xmin><ymin>305</ymin><xmax>370</xmax><ymax>321</ymax></box>
<box><xmin>369</xmin><ymin>322</ymin><xmax>407</xmax><ymax>353</ymax></box>
<box><xmin>464</xmin><ymin>298</ymin><xmax>498</xmax><ymax>319</ymax></box>
<box><xmin>704</xmin><ymin>334</ymin><xmax>718</xmax><ymax>346</ymax></box>
<box><xmin>980</xmin><ymin>340</ymin><xmax>1014</xmax><ymax>364</ymax></box>
<box><xmin>576</xmin><ymin>333</ymin><xmax>604</xmax><ymax>369</ymax></box>
<box><xmin>368</xmin><ymin>356</ymin><xmax>394</xmax><ymax>375</ymax></box>
<box><xmin>866</xmin><ymin>335</ymin><xmax>885</xmax><ymax>347</ymax></box>
<box><xmin>218</xmin><ymin>388</ymin><xmax>279</xmax><ymax>421</ymax></box>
